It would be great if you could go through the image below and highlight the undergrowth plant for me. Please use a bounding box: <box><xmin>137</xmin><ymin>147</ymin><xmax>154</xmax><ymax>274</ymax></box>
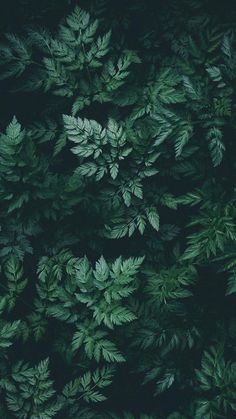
<box><xmin>0</xmin><ymin>0</ymin><xmax>236</xmax><ymax>417</ymax></box>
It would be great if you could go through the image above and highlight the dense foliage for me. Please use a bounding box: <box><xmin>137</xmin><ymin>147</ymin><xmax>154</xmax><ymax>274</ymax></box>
<box><xmin>1</xmin><ymin>0</ymin><xmax>236</xmax><ymax>417</ymax></box>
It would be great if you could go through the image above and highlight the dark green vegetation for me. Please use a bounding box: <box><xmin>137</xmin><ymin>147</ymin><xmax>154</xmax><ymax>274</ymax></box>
<box><xmin>0</xmin><ymin>0</ymin><xmax>236</xmax><ymax>417</ymax></box>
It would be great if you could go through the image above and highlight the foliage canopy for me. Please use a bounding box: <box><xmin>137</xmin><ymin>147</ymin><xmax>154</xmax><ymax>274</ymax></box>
<box><xmin>0</xmin><ymin>0</ymin><xmax>236</xmax><ymax>417</ymax></box>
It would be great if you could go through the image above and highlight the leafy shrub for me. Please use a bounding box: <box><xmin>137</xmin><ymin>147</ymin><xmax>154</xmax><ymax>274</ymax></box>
<box><xmin>0</xmin><ymin>0</ymin><xmax>236</xmax><ymax>417</ymax></box>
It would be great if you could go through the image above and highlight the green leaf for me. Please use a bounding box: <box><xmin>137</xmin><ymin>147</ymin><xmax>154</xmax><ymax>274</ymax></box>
<box><xmin>146</xmin><ymin>208</ymin><xmax>160</xmax><ymax>231</ymax></box>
